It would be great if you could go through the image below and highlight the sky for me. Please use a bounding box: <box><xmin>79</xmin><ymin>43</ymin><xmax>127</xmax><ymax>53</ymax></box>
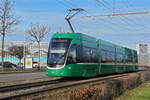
<box><xmin>1</xmin><ymin>0</ymin><xmax>150</xmax><ymax>49</ymax></box>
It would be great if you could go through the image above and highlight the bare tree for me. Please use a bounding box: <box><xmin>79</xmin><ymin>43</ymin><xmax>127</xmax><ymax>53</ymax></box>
<box><xmin>0</xmin><ymin>0</ymin><xmax>20</xmax><ymax>71</ymax></box>
<box><xmin>26</xmin><ymin>22</ymin><xmax>50</xmax><ymax>69</ymax></box>
<box><xmin>8</xmin><ymin>45</ymin><xmax>30</xmax><ymax>65</ymax></box>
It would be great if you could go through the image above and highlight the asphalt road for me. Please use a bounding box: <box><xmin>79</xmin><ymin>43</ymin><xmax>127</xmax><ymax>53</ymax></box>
<box><xmin>0</xmin><ymin>72</ymin><xmax>47</xmax><ymax>82</ymax></box>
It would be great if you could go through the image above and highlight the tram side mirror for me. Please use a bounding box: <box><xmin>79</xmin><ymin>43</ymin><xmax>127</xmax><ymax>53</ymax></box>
<box><xmin>67</xmin><ymin>56</ymin><xmax>72</xmax><ymax>62</ymax></box>
<box><xmin>67</xmin><ymin>56</ymin><xmax>72</xmax><ymax>63</ymax></box>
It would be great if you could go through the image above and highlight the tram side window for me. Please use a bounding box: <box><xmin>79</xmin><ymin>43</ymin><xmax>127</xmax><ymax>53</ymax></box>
<box><xmin>91</xmin><ymin>48</ymin><xmax>98</xmax><ymax>63</ymax></box>
<box><xmin>117</xmin><ymin>53</ymin><xmax>124</xmax><ymax>63</ymax></box>
<box><xmin>101</xmin><ymin>49</ymin><xmax>106</xmax><ymax>63</ymax></box>
<box><xmin>82</xmin><ymin>47</ymin><xmax>98</xmax><ymax>63</ymax></box>
<box><xmin>76</xmin><ymin>45</ymin><xmax>83</xmax><ymax>63</ymax></box>
<box><xmin>76</xmin><ymin>46</ymin><xmax>98</xmax><ymax>63</ymax></box>
<box><xmin>67</xmin><ymin>45</ymin><xmax>77</xmax><ymax>64</ymax></box>
<box><xmin>109</xmin><ymin>51</ymin><xmax>115</xmax><ymax>63</ymax></box>
<box><xmin>83</xmin><ymin>47</ymin><xmax>91</xmax><ymax>62</ymax></box>
<box><xmin>101</xmin><ymin>49</ymin><xmax>115</xmax><ymax>63</ymax></box>
<box><xmin>125</xmin><ymin>54</ymin><xmax>133</xmax><ymax>63</ymax></box>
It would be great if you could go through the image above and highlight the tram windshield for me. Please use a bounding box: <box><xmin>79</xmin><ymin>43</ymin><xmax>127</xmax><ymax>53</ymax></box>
<box><xmin>47</xmin><ymin>38</ymin><xmax>71</xmax><ymax>68</ymax></box>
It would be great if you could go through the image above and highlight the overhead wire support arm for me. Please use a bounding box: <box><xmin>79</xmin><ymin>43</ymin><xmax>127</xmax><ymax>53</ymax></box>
<box><xmin>65</xmin><ymin>8</ymin><xmax>84</xmax><ymax>33</ymax></box>
<box><xmin>82</xmin><ymin>10</ymin><xmax>150</xmax><ymax>18</ymax></box>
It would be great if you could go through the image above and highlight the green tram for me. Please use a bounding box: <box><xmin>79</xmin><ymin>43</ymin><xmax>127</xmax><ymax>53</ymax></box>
<box><xmin>46</xmin><ymin>33</ymin><xmax>138</xmax><ymax>77</ymax></box>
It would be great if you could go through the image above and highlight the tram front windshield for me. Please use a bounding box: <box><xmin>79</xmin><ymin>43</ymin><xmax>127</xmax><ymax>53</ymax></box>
<box><xmin>47</xmin><ymin>38</ymin><xmax>71</xmax><ymax>68</ymax></box>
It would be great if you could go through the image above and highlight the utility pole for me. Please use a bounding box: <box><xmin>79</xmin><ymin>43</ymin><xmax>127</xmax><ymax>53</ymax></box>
<box><xmin>24</xmin><ymin>42</ymin><xmax>26</xmax><ymax>70</ymax></box>
<box><xmin>65</xmin><ymin>8</ymin><xmax>84</xmax><ymax>33</ymax></box>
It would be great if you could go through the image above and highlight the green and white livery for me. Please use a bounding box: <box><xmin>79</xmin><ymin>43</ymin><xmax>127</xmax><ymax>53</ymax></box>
<box><xmin>46</xmin><ymin>33</ymin><xmax>138</xmax><ymax>77</ymax></box>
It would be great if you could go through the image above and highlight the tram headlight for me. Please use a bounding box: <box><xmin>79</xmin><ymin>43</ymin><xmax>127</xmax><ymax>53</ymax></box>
<box><xmin>61</xmin><ymin>71</ymin><xmax>64</xmax><ymax>75</ymax></box>
<box><xmin>68</xmin><ymin>67</ymin><xmax>71</xmax><ymax>69</ymax></box>
<box><xmin>51</xmin><ymin>71</ymin><xmax>55</xmax><ymax>74</ymax></box>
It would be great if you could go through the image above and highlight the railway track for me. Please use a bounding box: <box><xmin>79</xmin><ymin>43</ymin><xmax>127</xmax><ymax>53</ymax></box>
<box><xmin>0</xmin><ymin>78</ymin><xmax>66</xmax><ymax>93</ymax></box>
<box><xmin>0</xmin><ymin>70</ymin><xmax>145</xmax><ymax>100</ymax></box>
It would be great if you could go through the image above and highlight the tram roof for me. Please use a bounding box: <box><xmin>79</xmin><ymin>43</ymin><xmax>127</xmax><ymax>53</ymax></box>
<box><xmin>52</xmin><ymin>33</ymin><xmax>137</xmax><ymax>52</ymax></box>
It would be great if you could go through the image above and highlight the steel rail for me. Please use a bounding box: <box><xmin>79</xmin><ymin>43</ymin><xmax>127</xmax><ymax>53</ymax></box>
<box><xmin>0</xmin><ymin>78</ymin><xmax>66</xmax><ymax>93</ymax></box>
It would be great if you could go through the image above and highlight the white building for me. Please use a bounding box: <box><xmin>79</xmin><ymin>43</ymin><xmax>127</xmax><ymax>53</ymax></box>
<box><xmin>0</xmin><ymin>42</ymin><xmax>49</xmax><ymax>66</ymax></box>
<box><xmin>136</xmin><ymin>44</ymin><xmax>149</xmax><ymax>66</ymax></box>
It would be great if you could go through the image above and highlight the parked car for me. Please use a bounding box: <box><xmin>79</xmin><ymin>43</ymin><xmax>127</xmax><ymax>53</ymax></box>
<box><xmin>0</xmin><ymin>62</ymin><xmax>18</xmax><ymax>71</ymax></box>
<box><xmin>33</xmin><ymin>61</ymin><xmax>38</xmax><ymax>69</ymax></box>
<box><xmin>17</xmin><ymin>63</ymin><xmax>24</xmax><ymax>67</ymax></box>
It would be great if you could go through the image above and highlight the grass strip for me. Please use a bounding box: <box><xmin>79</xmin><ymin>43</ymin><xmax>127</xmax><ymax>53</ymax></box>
<box><xmin>116</xmin><ymin>82</ymin><xmax>150</xmax><ymax>100</ymax></box>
